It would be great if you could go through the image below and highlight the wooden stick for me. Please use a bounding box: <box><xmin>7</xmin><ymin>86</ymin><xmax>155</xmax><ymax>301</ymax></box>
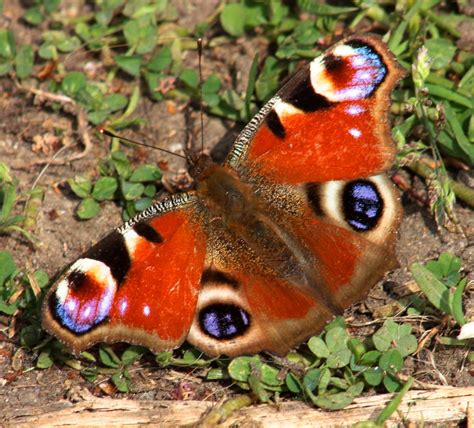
<box><xmin>6</xmin><ymin>386</ymin><xmax>474</xmax><ymax>427</ymax></box>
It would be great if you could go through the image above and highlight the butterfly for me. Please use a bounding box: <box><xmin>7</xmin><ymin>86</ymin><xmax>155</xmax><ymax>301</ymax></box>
<box><xmin>42</xmin><ymin>34</ymin><xmax>404</xmax><ymax>357</ymax></box>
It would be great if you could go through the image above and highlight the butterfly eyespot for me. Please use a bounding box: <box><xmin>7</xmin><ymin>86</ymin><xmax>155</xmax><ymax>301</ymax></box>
<box><xmin>310</xmin><ymin>40</ymin><xmax>387</xmax><ymax>103</ymax></box>
<box><xmin>52</xmin><ymin>259</ymin><xmax>117</xmax><ymax>334</ymax></box>
<box><xmin>343</xmin><ymin>180</ymin><xmax>383</xmax><ymax>232</ymax></box>
<box><xmin>199</xmin><ymin>303</ymin><xmax>251</xmax><ymax>340</ymax></box>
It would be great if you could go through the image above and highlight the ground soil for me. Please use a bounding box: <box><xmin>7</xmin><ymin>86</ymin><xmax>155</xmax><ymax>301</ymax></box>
<box><xmin>0</xmin><ymin>0</ymin><xmax>473</xmax><ymax>423</ymax></box>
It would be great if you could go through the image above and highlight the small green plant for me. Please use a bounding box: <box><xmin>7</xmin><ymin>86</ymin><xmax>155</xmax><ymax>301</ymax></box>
<box><xmin>0</xmin><ymin>250</ymin><xmax>49</xmax><ymax>351</ymax></box>
<box><xmin>202</xmin><ymin>317</ymin><xmax>417</xmax><ymax>410</ymax></box>
<box><xmin>37</xmin><ymin>316</ymin><xmax>416</xmax><ymax>407</ymax></box>
<box><xmin>411</xmin><ymin>252</ymin><xmax>468</xmax><ymax>328</ymax></box>
<box><xmin>68</xmin><ymin>150</ymin><xmax>162</xmax><ymax>221</ymax></box>
<box><xmin>22</xmin><ymin>0</ymin><xmax>61</xmax><ymax>27</ymax></box>
<box><xmin>0</xmin><ymin>29</ymin><xmax>34</xmax><ymax>78</ymax></box>
<box><xmin>0</xmin><ymin>162</ymin><xmax>35</xmax><ymax>243</ymax></box>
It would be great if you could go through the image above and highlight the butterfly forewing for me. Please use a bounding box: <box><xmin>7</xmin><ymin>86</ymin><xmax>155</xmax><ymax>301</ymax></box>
<box><xmin>226</xmin><ymin>35</ymin><xmax>405</xmax><ymax>183</ymax></box>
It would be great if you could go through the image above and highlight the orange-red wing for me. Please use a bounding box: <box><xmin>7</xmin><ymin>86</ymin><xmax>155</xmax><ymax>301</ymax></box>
<box><xmin>42</xmin><ymin>196</ymin><xmax>207</xmax><ymax>354</ymax></box>
<box><xmin>226</xmin><ymin>35</ymin><xmax>404</xmax><ymax>183</ymax></box>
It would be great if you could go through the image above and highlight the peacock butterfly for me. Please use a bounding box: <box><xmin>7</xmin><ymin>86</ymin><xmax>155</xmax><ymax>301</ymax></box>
<box><xmin>42</xmin><ymin>34</ymin><xmax>405</xmax><ymax>357</ymax></box>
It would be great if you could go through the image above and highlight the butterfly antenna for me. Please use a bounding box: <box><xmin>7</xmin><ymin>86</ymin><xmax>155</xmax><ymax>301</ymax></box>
<box><xmin>99</xmin><ymin>128</ymin><xmax>187</xmax><ymax>159</ymax></box>
<box><xmin>197</xmin><ymin>37</ymin><xmax>205</xmax><ymax>155</ymax></box>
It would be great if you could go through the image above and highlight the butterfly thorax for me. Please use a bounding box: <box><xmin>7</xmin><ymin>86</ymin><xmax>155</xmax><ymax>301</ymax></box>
<box><xmin>196</xmin><ymin>163</ymin><xmax>260</xmax><ymax>230</ymax></box>
<box><xmin>196</xmin><ymin>163</ymin><xmax>314</xmax><ymax>286</ymax></box>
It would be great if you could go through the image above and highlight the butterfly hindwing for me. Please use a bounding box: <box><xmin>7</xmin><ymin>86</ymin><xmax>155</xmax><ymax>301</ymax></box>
<box><xmin>42</xmin><ymin>193</ymin><xmax>207</xmax><ymax>354</ymax></box>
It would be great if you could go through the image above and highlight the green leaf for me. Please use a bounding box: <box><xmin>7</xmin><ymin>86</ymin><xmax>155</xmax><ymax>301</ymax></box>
<box><xmin>443</xmin><ymin>102</ymin><xmax>474</xmax><ymax>164</ymax></box>
<box><xmin>112</xmin><ymin>371</ymin><xmax>130</xmax><ymax>392</ymax></box>
<box><xmin>0</xmin><ymin>298</ymin><xmax>17</xmax><ymax>315</ymax></box>
<box><xmin>143</xmin><ymin>184</ymin><xmax>156</xmax><ymax>198</ymax></box>
<box><xmin>129</xmin><ymin>165</ymin><xmax>162</xmax><ymax>182</ymax></box>
<box><xmin>396</xmin><ymin>334</ymin><xmax>418</xmax><ymax>357</ymax></box>
<box><xmin>143</xmin><ymin>72</ymin><xmax>164</xmax><ymax>101</ymax></box>
<box><xmin>87</xmin><ymin>110</ymin><xmax>109</xmax><ymax>125</ymax></box>
<box><xmin>426</xmin><ymin>252</ymin><xmax>462</xmax><ymax>285</ymax></box>
<box><xmin>44</xmin><ymin>0</ymin><xmax>61</xmax><ymax>13</ymax></box>
<box><xmin>111</xmin><ymin>151</ymin><xmax>132</xmax><ymax>178</ymax></box>
<box><xmin>383</xmin><ymin>373</ymin><xmax>403</xmax><ymax>393</ymax></box>
<box><xmin>0</xmin><ymin>161</ymin><xmax>13</xmax><ymax>182</ymax></box>
<box><xmin>81</xmin><ymin>367</ymin><xmax>98</xmax><ymax>383</ymax></box>
<box><xmin>134</xmin><ymin>197</ymin><xmax>153</xmax><ymax>212</ymax></box>
<box><xmin>38</xmin><ymin>43</ymin><xmax>57</xmax><ymax>60</ymax></box>
<box><xmin>373</xmin><ymin>320</ymin><xmax>414</xmax><ymax>354</ymax></box>
<box><xmin>303</xmin><ymin>368</ymin><xmax>321</xmax><ymax>391</ymax></box>
<box><xmin>425</xmin><ymin>38</ymin><xmax>456</xmax><ymax>70</ymax></box>
<box><xmin>61</xmin><ymin>72</ymin><xmax>87</xmax><ymax>97</ymax></box>
<box><xmin>260</xmin><ymin>363</ymin><xmax>282</xmax><ymax>387</ymax></box>
<box><xmin>363</xmin><ymin>367</ymin><xmax>383</xmax><ymax>386</ymax></box>
<box><xmin>123</xmin><ymin>17</ymin><xmax>156</xmax><ymax>54</ymax></box>
<box><xmin>325</xmin><ymin>327</ymin><xmax>349</xmax><ymax>352</ymax></box>
<box><xmin>202</xmin><ymin>74</ymin><xmax>221</xmax><ymax>107</ymax></box>
<box><xmin>285</xmin><ymin>372</ymin><xmax>302</xmax><ymax>393</ymax></box>
<box><xmin>179</xmin><ymin>68</ymin><xmax>198</xmax><ymax>89</ymax></box>
<box><xmin>325</xmin><ymin>316</ymin><xmax>346</xmax><ymax>331</ymax></box>
<box><xmin>452</xmin><ymin>278</ymin><xmax>468</xmax><ymax>326</ymax></box>
<box><xmin>121</xmin><ymin>345</ymin><xmax>146</xmax><ymax>365</ymax></box>
<box><xmin>255</xmin><ymin>56</ymin><xmax>283</xmax><ymax>102</ymax></box>
<box><xmin>411</xmin><ymin>263</ymin><xmax>452</xmax><ymax>315</ymax></box>
<box><xmin>103</xmin><ymin>94</ymin><xmax>129</xmax><ymax>112</ymax></box>
<box><xmin>37</xmin><ymin>350</ymin><xmax>54</xmax><ymax>369</ymax></box>
<box><xmin>317</xmin><ymin>367</ymin><xmax>331</xmax><ymax>395</ymax></box>
<box><xmin>77</xmin><ymin>197</ymin><xmax>101</xmax><ymax>219</ymax></box>
<box><xmin>57</xmin><ymin>35</ymin><xmax>81</xmax><ymax>53</ymax></box>
<box><xmin>0</xmin><ymin>61</ymin><xmax>12</xmax><ymax>76</ymax></box>
<box><xmin>14</xmin><ymin>45</ymin><xmax>34</xmax><ymax>79</ymax></box>
<box><xmin>207</xmin><ymin>368</ymin><xmax>226</xmax><ymax>380</ymax></box>
<box><xmin>0</xmin><ymin>29</ymin><xmax>15</xmax><ymax>59</ymax></box>
<box><xmin>220</xmin><ymin>3</ymin><xmax>247</xmax><ymax>37</ymax></box>
<box><xmin>155</xmin><ymin>351</ymin><xmax>172</xmax><ymax>367</ymax></box>
<box><xmin>23</xmin><ymin>7</ymin><xmax>44</xmax><ymax>26</ymax></box>
<box><xmin>68</xmin><ymin>176</ymin><xmax>92</xmax><ymax>198</ymax></box>
<box><xmin>298</xmin><ymin>0</ymin><xmax>358</xmax><ymax>15</ymax></box>
<box><xmin>99</xmin><ymin>346</ymin><xmax>121</xmax><ymax>368</ymax></box>
<box><xmin>326</xmin><ymin>349</ymin><xmax>352</xmax><ymax>369</ymax></box>
<box><xmin>379</xmin><ymin>349</ymin><xmax>404</xmax><ymax>373</ymax></box>
<box><xmin>426</xmin><ymin>84</ymin><xmax>473</xmax><ymax>109</ymax></box>
<box><xmin>115</xmin><ymin>55</ymin><xmax>142</xmax><ymax>77</ymax></box>
<box><xmin>308</xmin><ymin>336</ymin><xmax>329</xmax><ymax>358</ymax></box>
<box><xmin>121</xmin><ymin>181</ymin><xmax>145</xmax><ymax>201</ymax></box>
<box><xmin>348</xmin><ymin>338</ymin><xmax>366</xmax><ymax>361</ymax></box>
<box><xmin>311</xmin><ymin>382</ymin><xmax>364</xmax><ymax>410</ymax></box>
<box><xmin>33</xmin><ymin>270</ymin><xmax>49</xmax><ymax>288</ymax></box>
<box><xmin>359</xmin><ymin>350</ymin><xmax>381</xmax><ymax>366</ymax></box>
<box><xmin>147</xmin><ymin>47</ymin><xmax>172</xmax><ymax>72</ymax></box>
<box><xmin>248</xmin><ymin>371</ymin><xmax>271</xmax><ymax>402</ymax></box>
<box><xmin>92</xmin><ymin>177</ymin><xmax>118</xmax><ymax>201</ymax></box>
<box><xmin>228</xmin><ymin>356</ymin><xmax>260</xmax><ymax>382</ymax></box>
<box><xmin>1</xmin><ymin>183</ymin><xmax>17</xmax><ymax>219</ymax></box>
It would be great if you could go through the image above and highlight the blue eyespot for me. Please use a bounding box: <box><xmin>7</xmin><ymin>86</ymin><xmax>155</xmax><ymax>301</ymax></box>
<box><xmin>199</xmin><ymin>304</ymin><xmax>250</xmax><ymax>340</ymax></box>
<box><xmin>53</xmin><ymin>264</ymin><xmax>116</xmax><ymax>334</ymax></box>
<box><xmin>343</xmin><ymin>180</ymin><xmax>383</xmax><ymax>231</ymax></box>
